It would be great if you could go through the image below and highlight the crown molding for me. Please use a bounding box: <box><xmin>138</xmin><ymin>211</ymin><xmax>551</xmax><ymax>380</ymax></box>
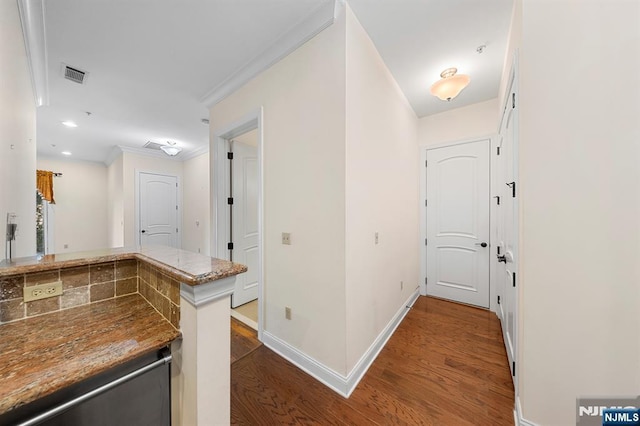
<box><xmin>104</xmin><ymin>144</ymin><xmax>209</xmax><ymax>165</ymax></box>
<box><xmin>199</xmin><ymin>0</ymin><xmax>339</xmax><ymax>108</ymax></box>
<box><xmin>17</xmin><ymin>0</ymin><xmax>49</xmax><ymax>107</ymax></box>
<box><xmin>180</xmin><ymin>144</ymin><xmax>209</xmax><ymax>161</ymax></box>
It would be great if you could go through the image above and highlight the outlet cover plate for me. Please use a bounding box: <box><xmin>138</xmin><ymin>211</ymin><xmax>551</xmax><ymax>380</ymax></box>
<box><xmin>24</xmin><ymin>281</ymin><xmax>63</xmax><ymax>302</ymax></box>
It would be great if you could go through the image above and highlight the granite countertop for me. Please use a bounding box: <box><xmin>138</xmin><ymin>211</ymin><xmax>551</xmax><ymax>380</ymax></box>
<box><xmin>0</xmin><ymin>246</ymin><xmax>247</xmax><ymax>285</ymax></box>
<box><xmin>0</xmin><ymin>294</ymin><xmax>180</xmax><ymax>415</ymax></box>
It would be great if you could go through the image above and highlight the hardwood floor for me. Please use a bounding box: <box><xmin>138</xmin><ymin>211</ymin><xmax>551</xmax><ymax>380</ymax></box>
<box><xmin>231</xmin><ymin>296</ymin><xmax>514</xmax><ymax>425</ymax></box>
<box><xmin>231</xmin><ymin>317</ymin><xmax>262</xmax><ymax>364</ymax></box>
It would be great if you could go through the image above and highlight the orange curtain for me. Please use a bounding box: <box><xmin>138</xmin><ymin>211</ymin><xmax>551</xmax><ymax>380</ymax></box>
<box><xmin>36</xmin><ymin>170</ymin><xmax>56</xmax><ymax>204</ymax></box>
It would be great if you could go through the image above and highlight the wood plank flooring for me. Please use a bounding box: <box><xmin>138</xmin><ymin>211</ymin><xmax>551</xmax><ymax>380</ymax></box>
<box><xmin>231</xmin><ymin>296</ymin><xmax>514</xmax><ymax>425</ymax></box>
<box><xmin>231</xmin><ymin>317</ymin><xmax>262</xmax><ymax>364</ymax></box>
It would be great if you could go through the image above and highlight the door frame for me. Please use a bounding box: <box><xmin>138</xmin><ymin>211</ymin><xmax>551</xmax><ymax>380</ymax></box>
<box><xmin>134</xmin><ymin>170</ymin><xmax>182</xmax><ymax>248</ymax></box>
<box><xmin>419</xmin><ymin>136</ymin><xmax>497</xmax><ymax>313</ymax></box>
<box><xmin>212</xmin><ymin>107</ymin><xmax>264</xmax><ymax>341</ymax></box>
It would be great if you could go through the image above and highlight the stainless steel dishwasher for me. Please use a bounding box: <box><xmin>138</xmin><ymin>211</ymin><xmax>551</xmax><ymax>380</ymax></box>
<box><xmin>1</xmin><ymin>348</ymin><xmax>172</xmax><ymax>426</ymax></box>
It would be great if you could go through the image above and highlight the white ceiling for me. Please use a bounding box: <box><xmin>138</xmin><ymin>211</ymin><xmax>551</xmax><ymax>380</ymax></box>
<box><xmin>31</xmin><ymin>0</ymin><xmax>513</xmax><ymax>164</ymax></box>
<box><xmin>348</xmin><ymin>0</ymin><xmax>513</xmax><ymax>118</ymax></box>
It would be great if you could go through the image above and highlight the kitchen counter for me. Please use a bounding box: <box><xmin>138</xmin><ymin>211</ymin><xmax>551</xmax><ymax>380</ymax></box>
<box><xmin>0</xmin><ymin>294</ymin><xmax>180</xmax><ymax>415</ymax></box>
<box><xmin>0</xmin><ymin>245</ymin><xmax>247</xmax><ymax>285</ymax></box>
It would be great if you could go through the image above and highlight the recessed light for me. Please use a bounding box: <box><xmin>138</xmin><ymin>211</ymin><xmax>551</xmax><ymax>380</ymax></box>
<box><xmin>61</xmin><ymin>151</ymin><xmax>72</xmax><ymax>156</ymax></box>
<box><xmin>62</xmin><ymin>121</ymin><xmax>78</xmax><ymax>128</ymax></box>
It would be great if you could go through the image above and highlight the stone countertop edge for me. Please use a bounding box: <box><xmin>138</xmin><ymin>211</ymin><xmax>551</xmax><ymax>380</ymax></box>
<box><xmin>0</xmin><ymin>246</ymin><xmax>247</xmax><ymax>285</ymax></box>
<box><xmin>0</xmin><ymin>294</ymin><xmax>181</xmax><ymax>416</ymax></box>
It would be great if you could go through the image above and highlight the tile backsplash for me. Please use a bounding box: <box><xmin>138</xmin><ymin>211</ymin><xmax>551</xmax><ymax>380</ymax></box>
<box><xmin>0</xmin><ymin>259</ymin><xmax>178</xmax><ymax>328</ymax></box>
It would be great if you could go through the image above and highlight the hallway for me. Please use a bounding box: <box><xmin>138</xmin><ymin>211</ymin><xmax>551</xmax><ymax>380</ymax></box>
<box><xmin>230</xmin><ymin>296</ymin><xmax>514</xmax><ymax>425</ymax></box>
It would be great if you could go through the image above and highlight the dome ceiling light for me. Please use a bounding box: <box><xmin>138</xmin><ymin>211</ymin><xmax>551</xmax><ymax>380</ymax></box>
<box><xmin>429</xmin><ymin>67</ymin><xmax>471</xmax><ymax>102</ymax></box>
<box><xmin>160</xmin><ymin>141</ymin><xmax>182</xmax><ymax>156</ymax></box>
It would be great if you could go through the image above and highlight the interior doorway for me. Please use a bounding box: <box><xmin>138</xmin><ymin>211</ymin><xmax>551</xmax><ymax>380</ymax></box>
<box><xmin>423</xmin><ymin>138</ymin><xmax>491</xmax><ymax>308</ymax></box>
<box><xmin>213</xmin><ymin>108</ymin><xmax>264</xmax><ymax>337</ymax></box>
<box><xmin>137</xmin><ymin>172</ymin><xmax>180</xmax><ymax>248</ymax></box>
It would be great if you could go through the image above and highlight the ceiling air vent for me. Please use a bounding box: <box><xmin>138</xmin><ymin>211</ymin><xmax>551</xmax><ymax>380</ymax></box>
<box><xmin>143</xmin><ymin>141</ymin><xmax>163</xmax><ymax>150</ymax></box>
<box><xmin>62</xmin><ymin>64</ymin><xmax>88</xmax><ymax>84</ymax></box>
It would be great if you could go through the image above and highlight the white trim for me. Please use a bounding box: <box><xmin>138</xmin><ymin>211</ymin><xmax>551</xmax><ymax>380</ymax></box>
<box><xmin>17</xmin><ymin>0</ymin><xmax>49</xmax><ymax>107</ymax></box>
<box><xmin>263</xmin><ymin>289</ymin><xmax>420</xmax><ymax>397</ymax></box>
<box><xmin>180</xmin><ymin>145</ymin><xmax>209</xmax><ymax>161</ymax></box>
<box><xmin>515</xmin><ymin>397</ymin><xmax>538</xmax><ymax>426</ymax></box>
<box><xmin>419</xmin><ymin>133</ymin><xmax>495</xmax><ymax>151</ymax></box>
<box><xmin>103</xmin><ymin>145</ymin><xmax>208</xmax><ymax>165</ymax></box>
<box><xmin>103</xmin><ymin>146</ymin><xmax>123</xmax><ymax>167</ymax></box>
<box><xmin>180</xmin><ymin>276</ymin><xmax>236</xmax><ymax>308</ymax></box>
<box><xmin>199</xmin><ymin>1</ymin><xmax>337</xmax><ymax>108</ymax></box>
<box><xmin>118</xmin><ymin>145</ymin><xmax>184</xmax><ymax>161</ymax></box>
<box><xmin>344</xmin><ymin>289</ymin><xmax>420</xmax><ymax>396</ymax></box>
<box><xmin>212</xmin><ymin>107</ymin><xmax>265</xmax><ymax>341</ymax></box>
<box><xmin>134</xmin><ymin>170</ymin><xmax>182</xmax><ymax>249</ymax></box>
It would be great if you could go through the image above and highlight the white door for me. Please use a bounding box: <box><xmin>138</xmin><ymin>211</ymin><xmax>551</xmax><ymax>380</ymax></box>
<box><xmin>139</xmin><ymin>172</ymin><xmax>178</xmax><ymax>247</ymax></box>
<box><xmin>426</xmin><ymin>140</ymin><xmax>490</xmax><ymax>308</ymax></box>
<box><xmin>230</xmin><ymin>140</ymin><xmax>259</xmax><ymax>308</ymax></box>
<box><xmin>498</xmin><ymin>85</ymin><xmax>518</xmax><ymax>378</ymax></box>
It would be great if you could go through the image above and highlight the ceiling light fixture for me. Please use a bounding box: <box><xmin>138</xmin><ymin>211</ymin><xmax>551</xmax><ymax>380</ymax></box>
<box><xmin>430</xmin><ymin>68</ymin><xmax>470</xmax><ymax>101</ymax></box>
<box><xmin>62</xmin><ymin>121</ymin><xmax>78</xmax><ymax>128</ymax></box>
<box><xmin>160</xmin><ymin>141</ymin><xmax>182</xmax><ymax>156</ymax></box>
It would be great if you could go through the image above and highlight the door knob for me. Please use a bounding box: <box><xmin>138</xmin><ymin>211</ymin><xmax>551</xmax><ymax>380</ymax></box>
<box><xmin>475</xmin><ymin>242</ymin><xmax>488</xmax><ymax>248</ymax></box>
<box><xmin>141</xmin><ymin>230</ymin><xmax>146</xmax><ymax>233</ymax></box>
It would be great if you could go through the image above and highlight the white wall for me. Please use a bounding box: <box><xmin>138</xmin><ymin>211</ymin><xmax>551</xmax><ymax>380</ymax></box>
<box><xmin>37</xmin><ymin>157</ymin><xmax>109</xmax><ymax>253</ymax></box>
<box><xmin>210</xmin><ymin>9</ymin><xmax>348</xmax><ymax>373</ymax></box>
<box><xmin>182</xmin><ymin>152</ymin><xmax>210</xmax><ymax>255</ymax></box>
<box><xmin>512</xmin><ymin>0</ymin><xmax>640</xmax><ymax>424</ymax></box>
<box><xmin>0</xmin><ymin>0</ymin><xmax>37</xmax><ymax>259</ymax></box>
<box><xmin>107</xmin><ymin>154</ymin><xmax>124</xmax><ymax>247</ymax></box>
<box><xmin>344</xmin><ymin>6</ymin><xmax>419</xmax><ymax>372</ymax></box>
<box><xmin>417</xmin><ymin>98</ymin><xmax>498</xmax><ymax>146</ymax></box>
<box><xmin>122</xmin><ymin>152</ymin><xmax>183</xmax><ymax>248</ymax></box>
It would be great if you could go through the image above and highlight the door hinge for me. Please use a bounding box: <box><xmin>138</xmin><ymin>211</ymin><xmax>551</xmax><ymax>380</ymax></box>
<box><xmin>497</xmin><ymin>295</ymin><xmax>501</xmax><ymax>304</ymax></box>
<box><xmin>425</xmin><ymin>277</ymin><xmax>428</xmax><ymax>285</ymax></box>
<box><xmin>176</xmin><ymin>228</ymin><xmax>178</xmax><ymax>233</ymax></box>
<box><xmin>227</xmin><ymin>152</ymin><xmax>234</xmax><ymax>160</ymax></box>
<box><xmin>497</xmin><ymin>146</ymin><xmax>501</xmax><ymax>156</ymax></box>
<box><xmin>497</xmin><ymin>246</ymin><xmax>501</xmax><ymax>255</ymax></box>
<box><xmin>425</xmin><ymin>238</ymin><xmax>427</xmax><ymax>245</ymax></box>
<box><xmin>512</xmin><ymin>361</ymin><xmax>516</xmax><ymax>376</ymax></box>
<box><xmin>227</xmin><ymin>197</ymin><xmax>234</xmax><ymax>205</ymax></box>
<box><xmin>228</xmin><ymin>242</ymin><xmax>234</xmax><ymax>250</ymax></box>
<box><xmin>175</xmin><ymin>182</ymin><xmax>178</xmax><ymax>187</ymax></box>
<box><xmin>175</xmin><ymin>205</ymin><xmax>178</xmax><ymax>210</ymax></box>
<box><xmin>513</xmin><ymin>272</ymin><xmax>516</xmax><ymax>287</ymax></box>
<box><xmin>425</xmin><ymin>199</ymin><xmax>427</xmax><ymax>206</ymax></box>
<box><xmin>494</xmin><ymin>195</ymin><xmax>500</xmax><ymax>205</ymax></box>
<box><xmin>425</xmin><ymin>160</ymin><xmax>427</xmax><ymax>167</ymax></box>
<box><xmin>506</xmin><ymin>181</ymin><xmax>516</xmax><ymax>198</ymax></box>
<box><xmin>512</xmin><ymin>93</ymin><xmax>516</xmax><ymax>109</ymax></box>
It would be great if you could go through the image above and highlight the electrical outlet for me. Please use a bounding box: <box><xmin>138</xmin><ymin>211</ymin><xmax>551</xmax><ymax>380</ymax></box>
<box><xmin>375</xmin><ymin>232</ymin><xmax>379</xmax><ymax>244</ymax></box>
<box><xmin>24</xmin><ymin>281</ymin><xmax>63</xmax><ymax>302</ymax></box>
<box><xmin>282</xmin><ymin>232</ymin><xmax>291</xmax><ymax>245</ymax></box>
<box><xmin>285</xmin><ymin>306</ymin><xmax>292</xmax><ymax>320</ymax></box>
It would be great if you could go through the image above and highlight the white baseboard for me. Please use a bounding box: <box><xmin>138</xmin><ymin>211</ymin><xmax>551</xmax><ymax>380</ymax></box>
<box><xmin>515</xmin><ymin>397</ymin><xmax>538</xmax><ymax>426</ymax></box>
<box><xmin>262</xmin><ymin>289</ymin><xmax>420</xmax><ymax>397</ymax></box>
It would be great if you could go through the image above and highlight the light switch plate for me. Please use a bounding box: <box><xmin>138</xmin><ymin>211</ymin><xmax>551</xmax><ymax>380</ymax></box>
<box><xmin>282</xmin><ymin>232</ymin><xmax>291</xmax><ymax>245</ymax></box>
